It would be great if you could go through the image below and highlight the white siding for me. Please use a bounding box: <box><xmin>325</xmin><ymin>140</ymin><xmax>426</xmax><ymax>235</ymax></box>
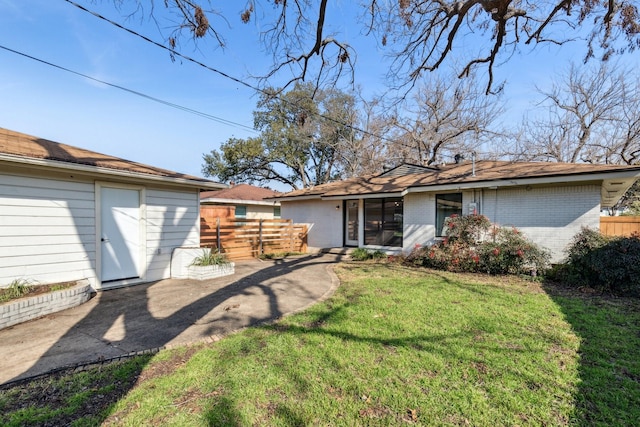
<box><xmin>0</xmin><ymin>173</ymin><xmax>97</xmax><ymax>287</ymax></box>
<box><xmin>281</xmin><ymin>199</ymin><xmax>343</xmax><ymax>250</ymax></box>
<box><xmin>144</xmin><ymin>189</ymin><xmax>200</xmax><ymax>281</ymax></box>
<box><xmin>246</xmin><ymin>205</ymin><xmax>277</xmax><ymax>219</ymax></box>
<box><xmin>1</xmin><ymin>170</ymin><xmax>203</xmax><ymax>289</ymax></box>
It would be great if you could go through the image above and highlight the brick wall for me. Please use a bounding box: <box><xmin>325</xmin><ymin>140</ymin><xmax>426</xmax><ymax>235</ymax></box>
<box><xmin>403</xmin><ymin>185</ymin><xmax>600</xmax><ymax>262</ymax></box>
<box><xmin>281</xmin><ymin>199</ymin><xmax>343</xmax><ymax>250</ymax></box>
<box><xmin>484</xmin><ymin>185</ymin><xmax>600</xmax><ymax>262</ymax></box>
<box><xmin>403</xmin><ymin>193</ymin><xmax>437</xmax><ymax>250</ymax></box>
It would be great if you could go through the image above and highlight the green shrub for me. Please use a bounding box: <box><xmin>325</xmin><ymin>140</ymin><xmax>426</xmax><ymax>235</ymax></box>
<box><xmin>0</xmin><ymin>279</ymin><xmax>35</xmax><ymax>303</ymax></box>
<box><xmin>190</xmin><ymin>249</ymin><xmax>229</xmax><ymax>266</ymax></box>
<box><xmin>595</xmin><ymin>236</ymin><xmax>640</xmax><ymax>296</ymax></box>
<box><xmin>350</xmin><ymin>248</ymin><xmax>371</xmax><ymax>261</ymax></box>
<box><xmin>558</xmin><ymin>228</ymin><xmax>640</xmax><ymax>296</ymax></box>
<box><xmin>259</xmin><ymin>251</ymin><xmax>306</xmax><ymax>260</ymax></box>
<box><xmin>553</xmin><ymin>227</ymin><xmax>611</xmax><ymax>287</ymax></box>
<box><xmin>479</xmin><ymin>227</ymin><xmax>550</xmax><ymax>275</ymax></box>
<box><xmin>416</xmin><ymin>240</ymin><xmax>480</xmax><ymax>272</ymax></box>
<box><xmin>566</xmin><ymin>227</ymin><xmax>610</xmax><ymax>266</ymax></box>
<box><xmin>407</xmin><ymin>216</ymin><xmax>549</xmax><ymax>276</ymax></box>
<box><xmin>444</xmin><ymin>213</ymin><xmax>492</xmax><ymax>245</ymax></box>
<box><xmin>350</xmin><ymin>248</ymin><xmax>388</xmax><ymax>261</ymax></box>
<box><xmin>370</xmin><ymin>249</ymin><xmax>387</xmax><ymax>259</ymax></box>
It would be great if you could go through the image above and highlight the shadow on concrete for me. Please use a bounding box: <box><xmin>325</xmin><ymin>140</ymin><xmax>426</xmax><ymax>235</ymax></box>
<box><xmin>0</xmin><ymin>253</ymin><xmax>342</xmax><ymax>426</ymax></box>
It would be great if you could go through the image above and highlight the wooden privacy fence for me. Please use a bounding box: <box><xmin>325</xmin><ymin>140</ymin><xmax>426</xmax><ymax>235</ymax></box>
<box><xmin>200</xmin><ymin>218</ymin><xmax>308</xmax><ymax>260</ymax></box>
<box><xmin>600</xmin><ymin>216</ymin><xmax>640</xmax><ymax>237</ymax></box>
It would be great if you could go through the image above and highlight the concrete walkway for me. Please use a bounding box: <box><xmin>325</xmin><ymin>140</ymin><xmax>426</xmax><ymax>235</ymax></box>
<box><xmin>0</xmin><ymin>254</ymin><xmax>342</xmax><ymax>385</ymax></box>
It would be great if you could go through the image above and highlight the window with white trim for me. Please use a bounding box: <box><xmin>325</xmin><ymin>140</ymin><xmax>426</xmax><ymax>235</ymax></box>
<box><xmin>235</xmin><ymin>205</ymin><xmax>247</xmax><ymax>218</ymax></box>
<box><xmin>436</xmin><ymin>193</ymin><xmax>462</xmax><ymax>237</ymax></box>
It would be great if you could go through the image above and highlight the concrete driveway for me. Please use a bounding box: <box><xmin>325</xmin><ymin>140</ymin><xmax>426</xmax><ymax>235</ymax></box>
<box><xmin>0</xmin><ymin>254</ymin><xmax>341</xmax><ymax>385</ymax></box>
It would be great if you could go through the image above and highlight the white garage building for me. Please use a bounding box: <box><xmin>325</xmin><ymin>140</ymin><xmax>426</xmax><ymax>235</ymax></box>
<box><xmin>0</xmin><ymin>128</ymin><xmax>225</xmax><ymax>290</ymax></box>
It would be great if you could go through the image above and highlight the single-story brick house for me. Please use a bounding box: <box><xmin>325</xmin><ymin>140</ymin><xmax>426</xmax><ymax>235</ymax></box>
<box><xmin>276</xmin><ymin>161</ymin><xmax>640</xmax><ymax>262</ymax></box>
<box><xmin>200</xmin><ymin>183</ymin><xmax>281</xmax><ymax>219</ymax></box>
<box><xmin>0</xmin><ymin>128</ymin><xmax>225</xmax><ymax>290</ymax></box>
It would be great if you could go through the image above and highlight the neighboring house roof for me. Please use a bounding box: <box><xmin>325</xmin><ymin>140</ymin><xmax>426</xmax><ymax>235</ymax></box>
<box><xmin>0</xmin><ymin>127</ymin><xmax>225</xmax><ymax>190</ymax></box>
<box><xmin>201</xmin><ymin>183</ymin><xmax>281</xmax><ymax>206</ymax></box>
<box><xmin>276</xmin><ymin>160</ymin><xmax>640</xmax><ymax>208</ymax></box>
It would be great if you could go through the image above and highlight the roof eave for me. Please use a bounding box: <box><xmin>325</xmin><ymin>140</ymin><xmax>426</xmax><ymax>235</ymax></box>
<box><xmin>320</xmin><ymin>192</ymin><xmax>405</xmax><ymax>200</ymax></box>
<box><xmin>271</xmin><ymin>168</ymin><xmax>640</xmax><ymax>201</ymax></box>
<box><xmin>0</xmin><ymin>153</ymin><xmax>227</xmax><ymax>190</ymax></box>
<box><xmin>201</xmin><ymin>197</ymin><xmax>280</xmax><ymax>206</ymax></box>
<box><xmin>405</xmin><ymin>169</ymin><xmax>640</xmax><ymax>194</ymax></box>
<box><xmin>274</xmin><ymin>194</ymin><xmax>325</xmax><ymax>202</ymax></box>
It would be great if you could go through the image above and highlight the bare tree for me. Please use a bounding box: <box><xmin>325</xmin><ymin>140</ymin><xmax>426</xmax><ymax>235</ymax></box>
<box><xmin>388</xmin><ymin>74</ymin><xmax>504</xmax><ymax>165</ymax></box>
<box><xmin>336</xmin><ymin>95</ymin><xmax>393</xmax><ymax>178</ymax></box>
<box><xmin>96</xmin><ymin>1</ymin><xmax>640</xmax><ymax>95</ymax></box>
<box><xmin>511</xmin><ymin>62</ymin><xmax>640</xmax><ymax>165</ymax></box>
<box><xmin>607</xmin><ymin>82</ymin><xmax>640</xmax><ymax>165</ymax></box>
<box><xmin>370</xmin><ymin>1</ymin><xmax>640</xmax><ymax>95</ymax></box>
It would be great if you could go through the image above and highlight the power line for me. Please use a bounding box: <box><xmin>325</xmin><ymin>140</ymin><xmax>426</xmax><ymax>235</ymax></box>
<box><xmin>63</xmin><ymin>0</ymin><xmax>408</xmax><ymax>148</ymax></box>
<box><xmin>63</xmin><ymin>1</ymin><xmax>502</xmax><ymax>163</ymax></box>
<box><xmin>63</xmin><ymin>1</ymin><xmax>266</xmax><ymax>95</ymax></box>
<box><xmin>1</xmin><ymin>44</ymin><xmax>494</xmax><ymax>166</ymax></box>
<box><xmin>0</xmin><ymin>44</ymin><xmax>258</xmax><ymax>133</ymax></box>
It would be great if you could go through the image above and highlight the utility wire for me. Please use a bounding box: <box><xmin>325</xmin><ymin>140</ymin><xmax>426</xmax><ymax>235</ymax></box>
<box><xmin>64</xmin><ymin>1</ymin><xmax>501</xmax><ymax>164</ymax></box>
<box><xmin>0</xmin><ymin>44</ymin><xmax>257</xmax><ymax>133</ymax></box>
<box><xmin>63</xmin><ymin>0</ymin><xmax>409</xmax><ymax>148</ymax></box>
<box><xmin>0</xmin><ymin>44</ymin><xmax>495</xmax><ymax>165</ymax></box>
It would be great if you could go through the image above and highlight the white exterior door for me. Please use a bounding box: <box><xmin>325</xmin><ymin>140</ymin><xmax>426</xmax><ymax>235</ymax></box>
<box><xmin>345</xmin><ymin>199</ymin><xmax>359</xmax><ymax>246</ymax></box>
<box><xmin>100</xmin><ymin>187</ymin><xmax>141</xmax><ymax>282</ymax></box>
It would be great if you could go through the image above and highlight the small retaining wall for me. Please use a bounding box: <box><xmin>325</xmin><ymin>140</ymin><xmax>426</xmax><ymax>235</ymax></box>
<box><xmin>171</xmin><ymin>247</ymin><xmax>235</xmax><ymax>280</ymax></box>
<box><xmin>0</xmin><ymin>280</ymin><xmax>93</xmax><ymax>330</ymax></box>
<box><xmin>186</xmin><ymin>263</ymin><xmax>235</xmax><ymax>280</ymax></box>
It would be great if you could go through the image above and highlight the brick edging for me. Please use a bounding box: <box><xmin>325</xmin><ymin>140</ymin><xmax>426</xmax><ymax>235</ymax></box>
<box><xmin>0</xmin><ymin>280</ymin><xmax>93</xmax><ymax>330</ymax></box>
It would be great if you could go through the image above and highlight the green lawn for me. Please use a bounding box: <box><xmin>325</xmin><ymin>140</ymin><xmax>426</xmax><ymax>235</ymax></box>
<box><xmin>1</xmin><ymin>262</ymin><xmax>639</xmax><ymax>426</ymax></box>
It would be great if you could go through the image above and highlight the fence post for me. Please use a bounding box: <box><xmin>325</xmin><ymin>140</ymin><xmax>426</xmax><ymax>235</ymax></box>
<box><xmin>288</xmin><ymin>219</ymin><xmax>293</xmax><ymax>252</ymax></box>
<box><xmin>216</xmin><ymin>217</ymin><xmax>221</xmax><ymax>252</ymax></box>
<box><xmin>259</xmin><ymin>219</ymin><xmax>263</xmax><ymax>256</ymax></box>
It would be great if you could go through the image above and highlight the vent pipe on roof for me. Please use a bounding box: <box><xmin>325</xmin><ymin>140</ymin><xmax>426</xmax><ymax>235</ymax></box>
<box><xmin>472</xmin><ymin>151</ymin><xmax>476</xmax><ymax>177</ymax></box>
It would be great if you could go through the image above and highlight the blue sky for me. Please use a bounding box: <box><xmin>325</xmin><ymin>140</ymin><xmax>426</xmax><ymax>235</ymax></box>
<box><xmin>0</xmin><ymin>1</ymin><xmax>633</xmax><ymax>185</ymax></box>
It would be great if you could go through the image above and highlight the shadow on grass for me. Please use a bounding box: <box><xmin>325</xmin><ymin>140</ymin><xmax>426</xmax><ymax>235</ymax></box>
<box><xmin>0</xmin><ymin>254</ymin><xmax>341</xmax><ymax>426</ymax></box>
<box><xmin>541</xmin><ymin>281</ymin><xmax>640</xmax><ymax>425</ymax></box>
<box><xmin>198</xmin><ymin>319</ymin><xmax>482</xmax><ymax>426</ymax></box>
<box><xmin>195</xmin><ymin>284</ymin><xmax>556</xmax><ymax>425</ymax></box>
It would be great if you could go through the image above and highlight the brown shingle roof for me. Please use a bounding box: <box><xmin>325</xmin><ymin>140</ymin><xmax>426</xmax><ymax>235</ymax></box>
<box><xmin>201</xmin><ymin>184</ymin><xmax>280</xmax><ymax>202</ymax></box>
<box><xmin>279</xmin><ymin>160</ymin><xmax>640</xmax><ymax>199</ymax></box>
<box><xmin>0</xmin><ymin>127</ymin><xmax>216</xmax><ymax>184</ymax></box>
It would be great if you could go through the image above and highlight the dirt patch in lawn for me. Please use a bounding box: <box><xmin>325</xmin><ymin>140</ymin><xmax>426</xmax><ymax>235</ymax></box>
<box><xmin>0</xmin><ymin>345</ymin><xmax>205</xmax><ymax>426</ymax></box>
